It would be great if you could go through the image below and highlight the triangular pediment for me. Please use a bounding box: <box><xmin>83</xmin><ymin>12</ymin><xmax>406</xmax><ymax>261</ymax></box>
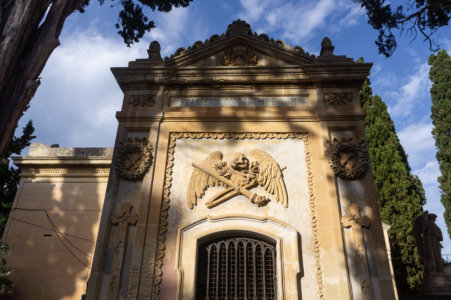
<box><xmin>162</xmin><ymin>20</ymin><xmax>321</xmax><ymax>67</ymax></box>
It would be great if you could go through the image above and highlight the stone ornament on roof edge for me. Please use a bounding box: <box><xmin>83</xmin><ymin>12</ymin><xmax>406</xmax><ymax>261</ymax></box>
<box><xmin>164</xmin><ymin>19</ymin><xmax>315</xmax><ymax>63</ymax></box>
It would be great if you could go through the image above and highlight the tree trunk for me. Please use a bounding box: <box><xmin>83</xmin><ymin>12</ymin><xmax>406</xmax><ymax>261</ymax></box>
<box><xmin>0</xmin><ymin>0</ymin><xmax>85</xmax><ymax>160</ymax></box>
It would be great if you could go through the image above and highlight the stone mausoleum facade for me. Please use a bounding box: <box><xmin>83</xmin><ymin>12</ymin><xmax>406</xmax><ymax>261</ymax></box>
<box><xmin>3</xmin><ymin>21</ymin><xmax>397</xmax><ymax>299</ymax></box>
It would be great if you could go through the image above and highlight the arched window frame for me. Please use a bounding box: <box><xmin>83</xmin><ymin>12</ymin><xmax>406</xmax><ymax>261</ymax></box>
<box><xmin>175</xmin><ymin>216</ymin><xmax>301</xmax><ymax>299</ymax></box>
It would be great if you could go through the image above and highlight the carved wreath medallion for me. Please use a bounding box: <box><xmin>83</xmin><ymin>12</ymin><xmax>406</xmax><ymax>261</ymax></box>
<box><xmin>325</xmin><ymin>138</ymin><xmax>370</xmax><ymax>180</ymax></box>
<box><xmin>115</xmin><ymin>137</ymin><xmax>154</xmax><ymax>181</ymax></box>
<box><xmin>187</xmin><ymin>150</ymin><xmax>287</xmax><ymax>208</ymax></box>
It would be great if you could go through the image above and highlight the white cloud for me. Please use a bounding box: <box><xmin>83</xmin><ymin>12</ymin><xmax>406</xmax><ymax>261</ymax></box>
<box><xmin>388</xmin><ymin>62</ymin><xmax>430</xmax><ymax>117</ymax></box>
<box><xmin>336</xmin><ymin>3</ymin><xmax>365</xmax><ymax>28</ymax></box>
<box><xmin>148</xmin><ymin>6</ymin><xmax>207</xmax><ymax>57</ymax></box>
<box><xmin>21</xmin><ymin>27</ymin><xmax>147</xmax><ymax>148</ymax></box>
<box><xmin>440</xmin><ymin>38</ymin><xmax>451</xmax><ymax>53</ymax></box>
<box><xmin>238</xmin><ymin>0</ymin><xmax>273</xmax><ymax>23</ymax></box>
<box><xmin>237</xmin><ymin>0</ymin><xmax>363</xmax><ymax>44</ymax></box>
<box><xmin>414</xmin><ymin>161</ymin><xmax>440</xmax><ymax>186</ymax></box>
<box><xmin>236</xmin><ymin>0</ymin><xmax>366</xmax><ymax>46</ymax></box>
<box><xmin>398</xmin><ymin>120</ymin><xmax>435</xmax><ymax>169</ymax></box>
<box><xmin>370</xmin><ymin>64</ymin><xmax>398</xmax><ymax>89</ymax></box>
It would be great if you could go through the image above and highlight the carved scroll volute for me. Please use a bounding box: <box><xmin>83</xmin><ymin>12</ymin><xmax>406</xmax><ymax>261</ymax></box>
<box><xmin>325</xmin><ymin>138</ymin><xmax>370</xmax><ymax>180</ymax></box>
<box><xmin>115</xmin><ymin>137</ymin><xmax>154</xmax><ymax>181</ymax></box>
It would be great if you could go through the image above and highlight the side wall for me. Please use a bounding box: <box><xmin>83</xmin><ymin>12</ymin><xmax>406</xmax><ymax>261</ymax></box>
<box><xmin>2</xmin><ymin>144</ymin><xmax>112</xmax><ymax>300</ymax></box>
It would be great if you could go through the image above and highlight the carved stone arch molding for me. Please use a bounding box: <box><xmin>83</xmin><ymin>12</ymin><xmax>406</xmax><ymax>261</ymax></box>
<box><xmin>151</xmin><ymin>132</ymin><xmax>326</xmax><ymax>299</ymax></box>
<box><xmin>176</xmin><ymin>216</ymin><xmax>300</xmax><ymax>299</ymax></box>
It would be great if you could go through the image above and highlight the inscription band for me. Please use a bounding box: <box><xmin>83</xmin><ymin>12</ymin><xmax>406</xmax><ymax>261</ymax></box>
<box><xmin>170</xmin><ymin>96</ymin><xmax>308</xmax><ymax>107</ymax></box>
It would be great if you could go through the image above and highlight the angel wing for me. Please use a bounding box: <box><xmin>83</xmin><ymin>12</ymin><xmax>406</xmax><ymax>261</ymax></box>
<box><xmin>187</xmin><ymin>151</ymin><xmax>228</xmax><ymax>209</ymax></box>
<box><xmin>250</xmin><ymin>149</ymin><xmax>288</xmax><ymax>207</ymax></box>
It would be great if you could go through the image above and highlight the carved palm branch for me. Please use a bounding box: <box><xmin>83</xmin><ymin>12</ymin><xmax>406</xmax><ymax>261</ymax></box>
<box><xmin>251</xmin><ymin>149</ymin><xmax>288</xmax><ymax>207</ymax></box>
<box><xmin>187</xmin><ymin>151</ymin><xmax>227</xmax><ymax>208</ymax></box>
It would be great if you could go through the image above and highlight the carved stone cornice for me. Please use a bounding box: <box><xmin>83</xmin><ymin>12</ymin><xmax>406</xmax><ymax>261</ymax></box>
<box><xmin>111</xmin><ymin>66</ymin><xmax>371</xmax><ymax>90</ymax></box>
<box><xmin>19</xmin><ymin>167</ymin><xmax>110</xmax><ymax>177</ymax></box>
<box><xmin>12</xmin><ymin>147</ymin><xmax>112</xmax><ymax>178</ymax></box>
<box><xmin>152</xmin><ymin>132</ymin><xmax>325</xmax><ymax>299</ymax></box>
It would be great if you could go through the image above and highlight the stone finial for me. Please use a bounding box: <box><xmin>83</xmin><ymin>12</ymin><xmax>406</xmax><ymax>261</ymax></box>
<box><xmin>147</xmin><ymin>41</ymin><xmax>163</xmax><ymax>63</ymax></box>
<box><xmin>320</xmin><ymin>37</ymin><xmax>334</xmax><ymax>56</ymax></box>
<box><xmin>225</xmin><ymin>19</ymin><xmax>253</xmax><ymax>37</ymax></box>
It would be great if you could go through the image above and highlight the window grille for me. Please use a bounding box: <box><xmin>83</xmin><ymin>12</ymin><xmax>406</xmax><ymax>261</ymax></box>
<box><xmin>196</xmin><ymin>237</ymin><xmax>276</xmax><ymax>299</ymax></box>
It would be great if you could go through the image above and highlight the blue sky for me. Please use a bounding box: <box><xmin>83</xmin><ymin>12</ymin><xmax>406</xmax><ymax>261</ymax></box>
<box><xmin>17</xmin><ymin>0</ymin><xmax>451</xmax><ymax>255</ymax></box>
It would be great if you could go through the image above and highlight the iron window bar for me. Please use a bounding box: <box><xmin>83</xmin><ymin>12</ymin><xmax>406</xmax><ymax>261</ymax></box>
<box><xmin>197</xmin><ymin>237</ymin><xmax>276</xmax><ymax>300</ymax></box>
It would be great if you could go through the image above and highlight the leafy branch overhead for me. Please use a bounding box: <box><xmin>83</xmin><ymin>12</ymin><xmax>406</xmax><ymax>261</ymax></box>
<box><xmin>354</xmin><ymin>0</ymin><xmax>451</xmax><ymax>57</ymax></box>
<box><xmin>99</xmin><ymin>0</ymin><xmax>194</xmax><ymax>46</ymax></box>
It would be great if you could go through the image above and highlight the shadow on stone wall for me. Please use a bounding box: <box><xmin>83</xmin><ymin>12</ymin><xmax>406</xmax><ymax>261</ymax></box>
<box><xmin>2</xmin><ymin>173</ymin><xmax>107</xmax><ymax>300</ymax></box>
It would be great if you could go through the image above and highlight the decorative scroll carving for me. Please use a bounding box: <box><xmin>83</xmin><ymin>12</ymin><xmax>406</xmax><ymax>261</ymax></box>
<box><xmin>115</xmin><ymin>137</ymin><xmax>154</xmax><ymax>181</ymax></box>
<box><xmin>164</xmin><ymin>20</ymin><xmax>315</xmax><ymax>63</ymax></box>
<box><xmin>129</xmin><ymin>95</ymin><xmax>156</xmax><ymax>107</ymax></box>
<box><xmin>324</xmin><ymin>93</ymin><xmax>353</xmax><ymax>105</ymax></box>
<box><xmin>151</xmin><ymin>132</ymin><xmax>325</xmax><ymax>300</ymax></box>
<box><xmin>108</xmin><ymin>201</ymin><xmax>138</xmax><ymax>299</ymax></box>
<box><xmin>222</xmin><ymin>46</ymin><xmax>259</xmax><ymax>66</ymax></box>
<box><xmin>188</xmin><ymin>150</ymin><xmax>287</xmax><ymax>208</ymax></box>
<box><xmin>325</xmin><ymin>138</ymin><xmax>369</xmax><ymax>180</ymax></box>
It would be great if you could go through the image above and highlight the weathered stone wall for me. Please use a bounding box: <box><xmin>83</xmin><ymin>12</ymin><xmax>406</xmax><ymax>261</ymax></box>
<box><xmin>2</xmin><ymin>143</ymin><xmax>112</xmax><ymax>300</ymax></box>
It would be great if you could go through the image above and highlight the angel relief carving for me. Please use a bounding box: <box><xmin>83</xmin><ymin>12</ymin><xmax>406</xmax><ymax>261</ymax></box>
<box><xmin>187</xmin><ymin>150</ymin><xmax>288</xmax><ymax>209</ymax></box>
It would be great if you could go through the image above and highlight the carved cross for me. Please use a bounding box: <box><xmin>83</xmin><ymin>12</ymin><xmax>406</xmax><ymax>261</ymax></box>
<box><xmin>341</xmin><ymin>202</ymin><xmax>373</xmax><ymax>300</ymax></box>
<box><xmin>108</xmin><ymin>201</ymin><xmax>138</xmax><ymax>299</ymax></box>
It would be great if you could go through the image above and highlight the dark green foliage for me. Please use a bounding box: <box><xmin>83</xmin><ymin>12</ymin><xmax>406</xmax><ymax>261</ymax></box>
<box><xmin>358</xmin><ymin>60</ymin><xmax>426</xmax><ymax>293</ymax></box>
<box><xmin>354</xmin><ymin>0</ymin><xmax>451</xmax><ymax>57</ymax></box>
<box><xmin>97</xmin><ymin>0</ymin><xmax>194</xmax><ymax>46</ymax></box>
<box><xmin>0</xmin><ymin>242</ymin><xmax>13</xmax><ymax>295</ymax></box>
<box><xmin>0</xmin><ymin>120</ymin><xmax>35</xmax><ymax>236</ymax></box>
<box><xmin>428</xmin><ymin>50</ymin><xmax>451</xmax><ymax>238</ymax></box>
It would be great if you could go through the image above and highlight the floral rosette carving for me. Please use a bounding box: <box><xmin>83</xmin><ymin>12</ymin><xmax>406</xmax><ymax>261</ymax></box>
<box><xmin>115</xmin><ymin>137</ymin><xmax>154</xmax><ymax>181</ymax></box>
<box><xmin>325</xmin><ymin>138</ymin><xmax>370</xmax><ymax>180</ymax></box>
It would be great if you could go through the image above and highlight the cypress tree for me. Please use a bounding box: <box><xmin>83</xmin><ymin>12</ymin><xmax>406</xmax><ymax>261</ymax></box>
<box><xmin>428</xmin><ymin>50</ymin><xmax>451</xmax><ymax>239</ymax></box>
<box><xmin>358</xmin><ymin>63</ymin><xmax>426</xmax><ymax>294</ymax></box>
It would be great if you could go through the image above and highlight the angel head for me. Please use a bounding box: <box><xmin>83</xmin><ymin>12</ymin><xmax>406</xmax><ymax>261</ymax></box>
<box><xmin>230</xmin><ymin>152</ymin><xmax>249</xmax><ymax>171</ymax></box>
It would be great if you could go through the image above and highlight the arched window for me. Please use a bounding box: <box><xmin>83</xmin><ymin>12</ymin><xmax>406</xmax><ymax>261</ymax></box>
<box><xmin>196</xmin><ymin>236</ymin><xmax>277</xmax><ymax>299</ymax></box>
